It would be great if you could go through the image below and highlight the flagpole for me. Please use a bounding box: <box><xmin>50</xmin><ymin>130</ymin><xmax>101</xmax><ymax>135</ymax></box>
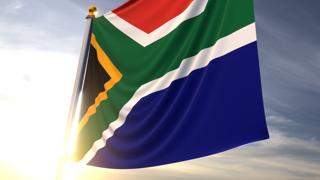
<box><xmin>56</xmin><ymin>6</ymin><xmax>97</xmax><ymax>180</ymax></box>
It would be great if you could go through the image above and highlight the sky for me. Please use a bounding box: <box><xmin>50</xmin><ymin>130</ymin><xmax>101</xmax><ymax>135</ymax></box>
<box><xmin>0</xmin><ymin>0</ymin><xmax>319</xmax><ymax>180</ymax></box>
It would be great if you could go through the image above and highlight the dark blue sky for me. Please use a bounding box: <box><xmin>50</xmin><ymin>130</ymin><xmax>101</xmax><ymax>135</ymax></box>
<box><xmin>0</xmin><ymin>0</ymin><xmax>319</xmax><ymax>179</ymax></box>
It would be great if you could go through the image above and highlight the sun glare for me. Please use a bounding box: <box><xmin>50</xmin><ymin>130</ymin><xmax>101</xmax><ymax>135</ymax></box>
<box><xmin>0</xmin><ymin>49</ymin><xmax>78</xmax><ymax>180</ymax></box>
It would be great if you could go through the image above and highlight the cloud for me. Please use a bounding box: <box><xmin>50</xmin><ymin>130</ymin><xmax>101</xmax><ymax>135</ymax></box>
<box><xmin>0</xmin><ymin>2</ymin><xmax>83</xmax><ymax>53</ymax></box>
<box><xmin>254</xmin><ymin>0</ymin><xmax>320</xmax><ymax>140</ymax></box>
<box><xmin>0</xmin><ymin>0</ymin><xmax>127</xmax><ymax>55</ymax></box>
<box><xmin>4</xmin><ymin>0</ymin><xmax>23</xmax><ymax>13</ymax></box>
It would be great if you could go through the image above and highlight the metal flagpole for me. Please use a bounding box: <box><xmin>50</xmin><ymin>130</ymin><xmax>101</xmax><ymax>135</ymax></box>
<box><xmin>56</xmin><ymin>6</ymin><xmax>97</xmax><ymax>180</ymax></box>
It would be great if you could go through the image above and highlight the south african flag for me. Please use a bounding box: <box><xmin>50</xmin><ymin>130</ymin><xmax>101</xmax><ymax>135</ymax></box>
<box><xmin>73</xmin><ymin>0</ymin><xmax>269</xmax><ymax>169</ymax></box>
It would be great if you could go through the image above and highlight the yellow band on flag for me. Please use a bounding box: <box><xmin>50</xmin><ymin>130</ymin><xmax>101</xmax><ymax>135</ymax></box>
<box><xmin>78</xmin><ymin>34</ymin><xmax>122</xmax><ymax>132</ymax></box>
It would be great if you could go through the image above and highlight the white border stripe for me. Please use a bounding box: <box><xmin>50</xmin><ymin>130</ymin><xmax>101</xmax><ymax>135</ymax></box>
<box><xmin>105</xmin><ymin>0</ymin><xmax>208</xmax><ymax>47</ymax></box>
<box><xmin>79</xmin><ymin>23</ymin><xmax>257</xmax><ymax>165</ymax></box>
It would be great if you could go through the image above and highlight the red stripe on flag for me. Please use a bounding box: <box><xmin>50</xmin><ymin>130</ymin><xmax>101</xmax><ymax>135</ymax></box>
<box><xmin>113</xmin><ymin>0</ymin><xmax>193</xmax><ymax>33</ymax></box>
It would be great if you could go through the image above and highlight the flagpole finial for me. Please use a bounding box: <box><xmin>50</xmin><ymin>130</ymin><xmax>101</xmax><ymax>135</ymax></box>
<box><xmin>87</xmin><ymin>5</ymin><xmax>97</xmax><ymax>18</ymax></box>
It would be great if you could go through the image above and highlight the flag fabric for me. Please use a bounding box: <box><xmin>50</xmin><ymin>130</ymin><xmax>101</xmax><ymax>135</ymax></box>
<box><xmin>74</xmin><ymin>0</ymin><xmax>269</xmax><ymax>169</ymax></box>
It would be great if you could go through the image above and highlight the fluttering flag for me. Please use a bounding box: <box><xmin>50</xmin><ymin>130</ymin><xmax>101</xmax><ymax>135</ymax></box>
<box><xmin>74</xmin><ymin>0</ymin><xmax>269</xmax><ymax>169</ymax></box>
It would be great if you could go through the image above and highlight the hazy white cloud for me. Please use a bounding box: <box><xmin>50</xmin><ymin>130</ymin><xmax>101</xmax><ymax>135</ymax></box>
<box><xmin>4</xmin><ymin>0</ymin><xmax>23</xmax><ymax>13</ymax></box>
